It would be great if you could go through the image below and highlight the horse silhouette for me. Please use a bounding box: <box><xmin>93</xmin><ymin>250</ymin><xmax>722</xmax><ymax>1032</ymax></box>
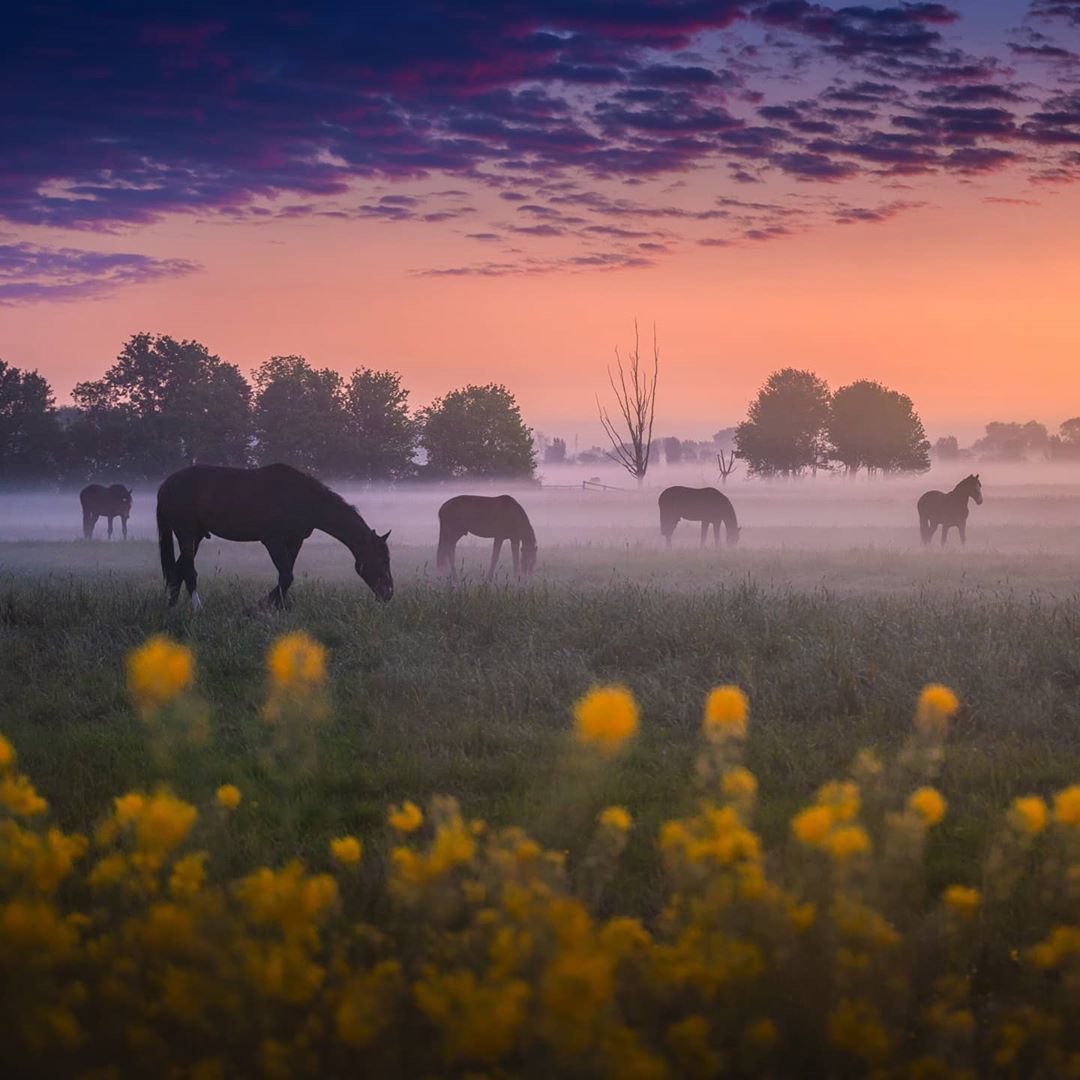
<box><xmin>437</xmin><ymin>495</ymin><xmax>537</xmax><ymax>581</ymax></box>
<box><xmin>918</xmin><ymin>474</ymin><xmax>982</xmax><ymax>547</ymax></box>
<box><xmin>156</xmin><ymin>463</ymin><xmax>393</xmax><ymax>610</ymax></box>
<box><xmin>659</xmin><ymin>486</ymin><xmax>740</xmax><ymax>548</ymax></box>
<box><xmin>80</xmin><ymin>483</ymin><xmax>132</xmax><ymax>540</ymax></box>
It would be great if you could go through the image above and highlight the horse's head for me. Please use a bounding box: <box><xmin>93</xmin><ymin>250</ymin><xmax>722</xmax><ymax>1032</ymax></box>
<box><xmin>967</xmin><ymin>473</ymin><xmax>983</xmax><ymax>505</ymax></box>
<box><xmin>522</xmin><ymin>539</ymin><xmax>538</xmax><ymax>575</ymax></box>
<box><xmin>357</xmin><ymin>530</ymin><xmax>393</xmax><ymax>602</ymax></box>
<box><xmin>727</xmin><ymin>525</ymin><xmax>741</xmax><ymax>547</ymax></box>
<box><xmin>109</xmin><ymin>484</ymin><xmax>133</xmax><ymax>514</ymax></box>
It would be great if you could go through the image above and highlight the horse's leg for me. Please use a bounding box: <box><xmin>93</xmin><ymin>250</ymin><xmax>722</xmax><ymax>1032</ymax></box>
<box><xmin>179</xmin><ymin>535</ymin><xmax>202</xmax><ymax>610</ymax></box>
<box><xmin>121</xmin><ymin>515</ymin><xmax>128</xmax><ymax>540</ymax></box>
<box><xmin>940</xmin><ymin>524</ymin><xmax>950</xmax><ymax>548</ymax></box>
<box><xmin>487</xmin><ymin>538</ymin><xmax>504</xmax><ymax>582</ymax></box>
<box><xmin>263</xmin><ymin>538</ymin><xmax>299</xmax><ymax>608</ymax></box>
<box><xmin>88</xmin><ymin>513</ymin><xmax>99</xmax><ymax>540</ymax></box>
<box><xmin>82</xmin><ymin>509</ymin><xmax>93</xmax><ymax>540</ymax></box>
<box><xmin>714</xmin><ymin>520</ymin><xmax>721</xmax><ymax>547</ymax></box>
<box><xmin>510</xmin><ymin>538</ymin><xmax>520</xmax><ymax>578</ymax></box>
<box><xmin>700</xmin><ymin>521</ymin><xmax>708</xmax><ymax>548</ymax></box>
<box><xmin>958</xmin><ymin>519</ymin><xmax>967</xmax><ymax>545</ymax></box>
<box><xmin>107</xmin><ymin>516</ymin><xmax>114</xmax><ymax>540</ymax></box>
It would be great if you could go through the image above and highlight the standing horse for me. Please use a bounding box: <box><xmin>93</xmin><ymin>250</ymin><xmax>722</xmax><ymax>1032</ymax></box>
<box><xmin>659</xmin><ymin>486</ymin><xmax>740</xmax><ymax>548</ymax></box>
<box><xmin>917</xmin><ymin>474</ymin><xmax>982</xmax><ymax>547</ymax></box>
<box><xmin>80</xmin><ymin>483</ymin><xmax>132</xmax><ymax>540</ymax></box>
<box><xmin>156</xmin><ymin>463</ymin><xmax>393</xmax><ymax>610</ymax></box>
<box><xmin>437</xmin><ymin>495</ymin><xmax>537</xmax><ymax>581</ymax></box>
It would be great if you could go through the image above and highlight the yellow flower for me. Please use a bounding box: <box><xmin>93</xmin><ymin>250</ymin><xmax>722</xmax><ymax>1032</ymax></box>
<box><xmin>215</xmin><ymin>784</ymin><xmax>241</xmax><ymax>810</ymax></box>
<box><xmin>126</xmin><ymin>635</ymin><xmax>194</xmax><ymax>710</ymax></box>
<box><xmin>744</xmin><ymin>1017</ymin><xmax>778</xmax><ymax>1050</ymax></box>
<box><xmin>721</xmin><ymin>766</ymin><xmax>758</xmax><ymax>800</ymax></box>
<box><xmin>914</xmin><ymin>684</ymin><xmax>959</xmax><ymax>736</ymax></box>
<box><xmin>908</xmin><ymin>786</ymin><xmax>947</xmax><ymax>827</ymax></box>
<box><xmin>267</xmin><ymin>632</ymin><xmax>326</xmax><ymax>689</ymax></box>
<box><xmin>598</xmin><ymin>806</ymin><xmax>632</xmax><ymax>832</ymax></box>
<box><xmin>330</xmin><ymin>836</ymin><xmax>362</xmax><ymax>866</ymax></box>
<box><xmin>792</xmin><ymin>806</ymin><xmax>833</xmax><ymax>847</ymax></box>
<box><xmin>1010</xmin><ymin>795</ymin><xmax>1048</xmax><ymax>836</ymax></box>
<box><xmin>703</xmin><ymin>685</ymin><xmax>748</xmax><ymax>741</ymax></box>
<box><xmin>135</xmin><ymin>791</ymin><xmax>197</xmax><ymax>855</ymax></box>
<box><xmin>388</xmin><ymin>801</ymin><xmax>423</xmax><ymax>834</ymax></box>
<box><xmin>572</xmin><ymin>685</ymin><xmax>639</xmax><ymax>755</ymax></box>
<box><xmin>169</xmin><ymin>852</ymin><xmax>207</xmax><ymax>899</ymax></box>
<box><xmin>827</xmin><ymin>825</ymin><xmax>871</xmax><ymax>861</ymax></box>
<box><xmin>816</xmin><ymin>781</ymin><xmax>860</xmax><ymax>822</ymax></box>
<box><xmin>828</xmin><ymin>998</ymin><xmax>891</xmax><ymax>1063</ymax></box>
<box><xmin>0</xmin><ymin>735</ymin><xmax>15</xmax><ymax>771</ymax></box>
<box><xmin>0</xmin><ymin>773</ymin><xmax>47</xmax><ymax>817</ymax></box>
<box><xmin>942</xmin><ymin>885</ymin><xmax>981</xmax><ymax>920</ymax></box>
<box><xmin>1027</xmin><ymin>925</ymin><xmax>1080</xmax><ymax>969</ymax></box>
<box><xmin>114</xmin><ymin>792</ymin><xmax>145</xmax><ymax>823</ymax></box>
<box><xmin>1053</xmin><ymin>785</ymin><xmax>1080</xmax><ymax>827</ymax></box>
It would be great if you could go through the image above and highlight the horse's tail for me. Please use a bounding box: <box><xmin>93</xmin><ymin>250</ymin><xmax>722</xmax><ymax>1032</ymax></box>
<box><xmin>723</xmin><ymin>505</ymin><xmax>740</xmax><ymax>546</ymax></box>
<box><xmin>157</xmin><ymin>502</ymin><xmax>176</xmax><ymax>583</ymax></box>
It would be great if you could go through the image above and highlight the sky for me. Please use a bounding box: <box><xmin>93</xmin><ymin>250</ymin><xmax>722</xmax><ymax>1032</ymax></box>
<box><xmin>4</xmin><ymin>0</ymin><xmax>1080</xmax><ymax>444</ymax></box>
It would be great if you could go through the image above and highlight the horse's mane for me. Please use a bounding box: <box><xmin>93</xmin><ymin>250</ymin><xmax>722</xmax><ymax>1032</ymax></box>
<box><xmin>285</xmin><ymin>466</ymin><xmax>374</xmax><ymax>534</ymax></box>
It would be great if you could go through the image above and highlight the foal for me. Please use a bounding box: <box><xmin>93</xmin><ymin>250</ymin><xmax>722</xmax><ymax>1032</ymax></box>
<box><xmin>80</xmin><ymin>483</ymin><xmax>133</xmax><ymax>539</ymax></box>
<box><xmin>917</xmin><ymin>474</ymin><xmax>982</xmax><ymax>547</ymax></box>
<box><xmin>437</xmin><ymin>495</ymin><xmax>537</xmax><ymax>581</ymax></box>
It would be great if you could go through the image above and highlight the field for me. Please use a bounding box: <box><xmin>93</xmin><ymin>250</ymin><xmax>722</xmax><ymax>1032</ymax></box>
<box><xmin>1</xmin><ymin>470</ymin><xmax>1079</xmax><ymax>1073</ymax></box>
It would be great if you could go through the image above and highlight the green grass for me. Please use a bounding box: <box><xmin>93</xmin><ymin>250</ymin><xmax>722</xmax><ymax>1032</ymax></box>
<box><xmin>1</xmin><ymin>552</ymin><xmax>1078</xmax><ymax>914</ymax></box>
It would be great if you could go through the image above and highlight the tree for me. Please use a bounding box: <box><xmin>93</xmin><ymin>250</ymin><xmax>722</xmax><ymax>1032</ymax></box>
<box><xmin>1060</xmin><ymin>417</ymin><xmax>1080</xmax><ymax>446</ymax></box>
<box><xmin>597</xmin><ymin>323</ymin><xmax>659</xmax><ymax>487</ymax></box>
<box><xmin>828</xmin><ymin>380</ymin><xmax>930</xmax><ymax>476</ymax></box>
<box><xmin>72</xmin><ymin>334</ymin><xmax>251</xmax><ymax>476</ymax></box>
<box><xmin>252</xmin><ymin>356</ymin><xmax>349</xmax><ymax>474</ymax></box>
<box><xmin>734</xmin><ymin>368</ymin><xmax>831</xmax><ymax>477</ymax></box>
<box><xmin>663</xmin><ymin>436</ymin><xmax>683</xmax><ymax>466</ymax></box>
<box><xmin>0</xmin><ymin>360</ymin><xmax>62</xmax><ymax>482</ymax></box>
<box><xmin>544</xmin><ymin>437</ymin><xmax>567</xmax><ymax>465</ymax></box>
<box><xmin>420</xmin><ymin>383</ymin><xmax>535</xmax><ymax>479</ymax></box>
<box><xmin>934</xmin><ymin>436</ymin><xmax>960</xmax><ymax>461</ymax></box>
<box><xmin>973</xmin><ymin>421</ymin><xmax>1048</xmax><ymax>461</ymax></box>
<box><xmin>340</xmin><ymin>368</ymin><xmax>417</xmax><ymax>482</ymax></box>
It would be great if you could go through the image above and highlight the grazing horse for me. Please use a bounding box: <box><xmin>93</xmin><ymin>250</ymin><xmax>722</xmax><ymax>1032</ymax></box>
<box><xmin>156</xmin><ymin>463</ymin><xmax>393</xmax><ymax>610</ymax></box>
<box><xmin>80</xmin><ymin>483</ymin><xmax>132</xmax><ymax>540</ymax></box>
<box><xmin>437</xmin><ymin>495</ymin><xmax>537</xmax><ymax>581</ymax></box>
<box><xmin>659</xmin><ymin>486</ymin><xmax>740</xmax><ymax>548</ymax></box>
<box><xmin>918</xmin><ymin>473</ymin><xmax>983</xmax><ymax>547</ymax></box>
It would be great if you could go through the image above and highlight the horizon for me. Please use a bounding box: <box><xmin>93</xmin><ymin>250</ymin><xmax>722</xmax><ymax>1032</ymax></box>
<box><xmin>5</xmin><ymin>1</ymin><xmax>1080</xmax><ymax>444</ymax></box>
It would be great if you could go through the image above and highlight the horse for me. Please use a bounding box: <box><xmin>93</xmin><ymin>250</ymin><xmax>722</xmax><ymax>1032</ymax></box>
<box><xmin>917</xmin><ymin>473</ymin><xmax>983</xmax><ymax>547</ymax></box>
<box><xmin>437</xmin><ymin>495</ymin><xmax>537</xmax><ymax>581</ymax></box>
<box><xmin>80</xmin><ymin>483</ymin><xmax>132</xmax><ymax>540</ymax></box>
<box><xmin>156</xmin><ymin>463</ymin><xmax>393</xmax><ymax>610</ymax></box>
<box><xmin>659</xmin><ymin>486</ymin><xmax>740</xmax><ymax>548</ymax></box>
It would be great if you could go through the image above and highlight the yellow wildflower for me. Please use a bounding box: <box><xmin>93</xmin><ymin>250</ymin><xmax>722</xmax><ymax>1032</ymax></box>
<box><xmin>0</xmin><ymin>773</ymin><xmax>47</xmax><ymax>817</ymax></box>
<box><xmin>943</xmin><ymin>885</ymin><xmax>981</xmax><ymax>920</ymax></box>
<box><xmin>573</xmin><ymin>685</ymin><xmax>639</xmax><ymax>754</ymax></box>
<box><xmin>267</xmin><ymin>632</ymin><xmax>326</xmax><ymax>689</ymax></box>
<box><xmin>828</xmin><ymin>998</ymin><xmax>891</xmax><ymax>1064</ymax></box>
<box><xmin>1027</xmin><ymin>925</ymin><xmax>1080</xmax><ymax>969</ymax></box>
<box><xmin>788</xmin><ymin>902</ymin><xmax>816</xmax><ymax>932</ymax></box>
<box><xmin>817</xmin><ymin>780</ymin><xmax>860</xmax><ymax>822</ymax></box>
<box><xmin>135</xmin><ymin>791</ymin><xmax>197</xmax><ymax>855</ymax></box>
<box><xmin>330</xmin><ymin>836</ymin><xmax>362</xmax><ymax>866</ymax></box>
<box><xmin>113</xmin><ymin>792</ymin><xmax>145</xmax><ymax>823</ymax></box>
<box><xmin>744</xmin><ymin>1017</ymin><xmax>778</xmax><ymax>1050</ymax></box>
<box><xmin>721</xmin><ymin>766</ymin><xmax>758</xmax><ymax>800</ymax></box>
<box><xmin>598</xmin><ymin>805</ymin><xmax>632</xmax><ymax>832</ymax></box>
<box><xmin>169</xmin><ymin>852</ymin><xmax>207</xmax><ymax>900</ymax></box>
<box><xmin>1010</xmin><ymin>795</ymin><xmax>1048</xmax><ymax>836</ymax></box>
<box><xmin>827</xmin><ymin>825</ymin><xmax>871</xmax><ymax>861</ymax></box>
<box><xmin>914</xmin><ymin>684</ymin><xmax>959</xmax><ymax>736</ymax></box>
<box><xmin>792</xmin><ymin>805</ymin><xmax>833</xmax><ymax>847</ymax></box>
<box><xmin>0</xmin><ymin>735</ymin><xmax>15</xmax><ymax>770</ymax></box>
<box><xmin>126</xmin><ymin>635</ymin><xmax>194</xmax><ymax>710</ymax></box>
<box><xmin>666</xmin><ymin>1015</ymin><xmax>722</xmax><ymax>1077</ymax></box>
<box><xmin>1053</xmin><ymin>784</ymin><xmax>1080</xmax><ymax>827</ymax></box>
<box><xmin>388</xmin><ymin>801</ymin><xmax>423</xmax><ymax>833</ymax></box>
<box><xmin>703</xmin><ymin>685</ymin><xmax>748</xmax><ymax>741</ymax></box>
<box><xmin>215</xmin><ymin>784</ymin><xmax>241</xmax><ymax>810</ymax></box>
<box><xmin>908</xmin><ymin>786</ymin><xmax>947</xmax><ymax>827</ymax></box>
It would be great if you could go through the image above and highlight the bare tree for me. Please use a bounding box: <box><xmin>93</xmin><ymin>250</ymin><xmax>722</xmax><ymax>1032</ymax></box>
<box><xmin>597</xmin><ymin>322</ymin><xmax>659</xmax><ymax>488</ymax></box>
<box><xmin>717</xmin><ymin>450</ymin><xmax>738</xmax><ymax>485</ymax></box>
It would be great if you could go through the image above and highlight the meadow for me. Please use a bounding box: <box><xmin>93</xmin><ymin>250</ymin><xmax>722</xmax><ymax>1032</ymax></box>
<box><xmin>0</xmin><ymin>472</ymin><xmax>1078</xmax><ymax>1074</ymax></box>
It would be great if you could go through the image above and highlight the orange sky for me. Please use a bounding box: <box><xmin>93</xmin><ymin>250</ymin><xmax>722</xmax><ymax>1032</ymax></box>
<box><xmin>5</xmin><ymin>181</ymin><xmax>1079</xmax><ymax>446</ymax></box>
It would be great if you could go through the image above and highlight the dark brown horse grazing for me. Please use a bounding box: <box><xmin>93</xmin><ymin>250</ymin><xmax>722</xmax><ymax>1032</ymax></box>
<box><xmin>80</xmin><ymin>483</ymin><xmax>132</xmax><ymax>540</ymax></box>
<box><xmin>918</xmin><ymin>473</ymin><xmax>983</xmax><ymax>547</ymax></box>
<box><xmin>156</xmin><ymin>464</ymin><xmax>393</xmax><ymax>610</ymax></box>
<box><xmin>437</xmin><ymin>495</ymin><xmax>537</xmax><ymax>581</ymax></box>
<box><xmin>659</xmin><ymin>486</ymin><xmax>740</xmax><ymax>548</ymax></box>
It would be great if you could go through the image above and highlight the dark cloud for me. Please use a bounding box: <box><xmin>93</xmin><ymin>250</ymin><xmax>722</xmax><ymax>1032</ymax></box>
<box><xmin>0</xmin><ymin>242</ymin><xmax>199</xmax><ymax>304</ymax></box>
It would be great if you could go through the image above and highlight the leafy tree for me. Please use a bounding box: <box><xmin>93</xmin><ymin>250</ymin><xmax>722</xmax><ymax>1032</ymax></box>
<box><xmin>420</xmin><ymin>383</ymin><xmax>535</xmax><ymax>479</ymax></box>
<box><xmin>252</xmin><ymin>356</ymin><xmax>349</xmax><ymax>474</ymax></box>
<box><xmin>973</xmin><ymin>421</ymin><xmax>1048</xmax><ymax>461</ymax></box>
<box><xmin>934</xmin><ymin>435</ymin><xmax>960</xmax><ymax>461</ymax></box>
<box><xmin>828</xmin><ymin>380</ymin><xmax>930</xmax><ymax>476</ymax></box>
<box><xmin>72</xmin><ymin>334</ymin><xmax>251</xmax><ymax>476</ymax></box>
<box><xmin>0</xmin><ymin>360</ymin><xmax>62</xmax><ymax>482</ymax></box>
<box><xmin>663</xmin><ymin>436</ymin><xmax>683</xmax><ymax>466</ymax></box>
<box><xmin>734</xmin><ymin>368</ymin><xmax>832</xmax><ymax>477</ymax></box>
<box><xmin>1060</xmin><ymin>418</ymin><xmax>1080</xmax><ymax>446</ymax></box>
<box><xmin>341</xmin><ymin>368</ymin><xmax>417</xmax><ymax>482</ymax></box>
<box><xmin>544</xmin><ymin>437</ymin><xmax>567</xmax><ymax>465</ymax></box>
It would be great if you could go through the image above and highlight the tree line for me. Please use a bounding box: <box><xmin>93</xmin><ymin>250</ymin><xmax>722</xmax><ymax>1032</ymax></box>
<box><xmin>0</xmin><ymin>334</ymin><xmax>536</xmax><ymax>485</ymax></box>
